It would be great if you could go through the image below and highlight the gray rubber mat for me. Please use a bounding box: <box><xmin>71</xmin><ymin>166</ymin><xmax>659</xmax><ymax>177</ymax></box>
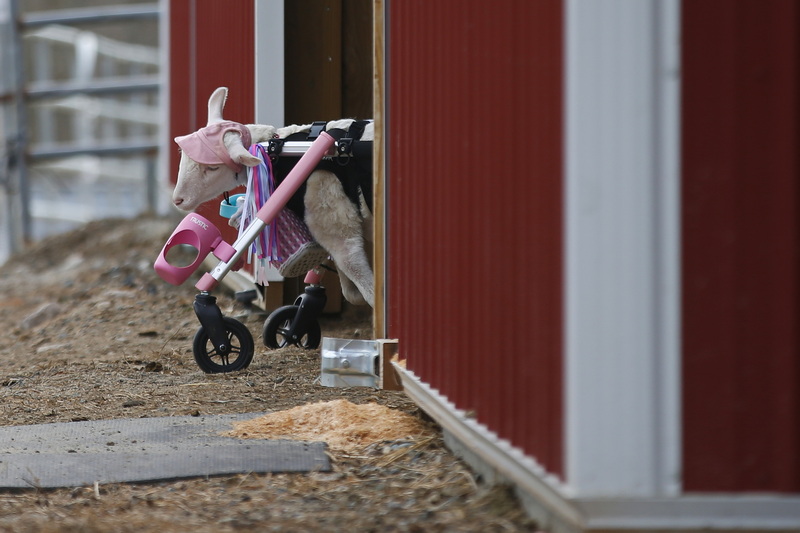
<box><xmin>0</xmin><ymin>413</ymin><xmax>330</xmax><ymax>488</ymax></box>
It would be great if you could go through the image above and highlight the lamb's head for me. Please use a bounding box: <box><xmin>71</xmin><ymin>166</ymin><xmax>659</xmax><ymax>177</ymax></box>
<box><xmin>172</xmin><ymin>87</ymin><xmax>261</xmax><ymax>211</ymax></box>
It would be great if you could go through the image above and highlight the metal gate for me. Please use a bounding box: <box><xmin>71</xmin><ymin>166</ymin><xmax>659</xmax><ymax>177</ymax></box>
<box><xmin>0</xmin><ymin>0</ymin><xmax>161</xmax><ymax>262</ymax></box>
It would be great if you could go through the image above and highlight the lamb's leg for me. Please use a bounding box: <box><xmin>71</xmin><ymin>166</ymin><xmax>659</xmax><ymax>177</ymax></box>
<box><xmin>304</xmin><ymin>171</ymin><xmax>374</xmax><ymax>307</ymax></box>
<box><xmin>335</xmin><ymin>251</ymin><xmax>370</xmax><ymax>306</ymax></box>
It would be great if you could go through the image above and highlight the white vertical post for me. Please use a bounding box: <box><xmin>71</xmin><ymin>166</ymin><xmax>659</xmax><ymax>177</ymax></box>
<box><xmin>564</xmin><ymin>0</ymin><xmax>681</xmax><ymax>497</ymax></box>
<box><xmin>254</xmin><ymin>0</ymin><xmax>284</xmax><ymax>127</ymax></box>
<box><xmin>252</xmin><ymin>0</ymin><xmax>286</xmax><ymax>285</ymax></box>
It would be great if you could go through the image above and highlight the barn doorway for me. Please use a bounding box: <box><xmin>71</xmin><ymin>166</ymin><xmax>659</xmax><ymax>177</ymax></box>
<box><xmin>280</xmin><ymin>0</ymin><xmax>374</xmax><ymax>317</ymax></box>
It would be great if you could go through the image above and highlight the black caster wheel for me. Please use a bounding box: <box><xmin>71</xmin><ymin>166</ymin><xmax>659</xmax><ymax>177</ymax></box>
<box><xmin>192</xmin><ymin>317</ymin><xmax>254</xmax><ymax>373</ymax></box>
<box><xmin>263</xmin><ymin>305</ymin><xmax>321</xmax><ymax>350</ymax></box>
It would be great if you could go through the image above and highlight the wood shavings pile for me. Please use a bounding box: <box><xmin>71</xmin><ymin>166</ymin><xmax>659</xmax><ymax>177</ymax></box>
<box><xmin>227</xmin><ymin>399</ymin><xmax>433</xmax><ymax>452</ymax></box>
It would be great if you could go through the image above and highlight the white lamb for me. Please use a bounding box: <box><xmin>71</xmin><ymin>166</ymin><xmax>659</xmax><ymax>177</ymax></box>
<box><xmin>171</xmin><ymin>87</ymin><xmax>374</xmax><ymax>307</ymax></box>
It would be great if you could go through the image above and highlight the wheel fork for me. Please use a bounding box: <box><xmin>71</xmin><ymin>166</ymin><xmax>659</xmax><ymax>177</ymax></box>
<box><xmin>285</xmin><ymin>285</ymin><xmax>327</xmax><ymax>344</ymax></box>
<box><xmin>193</xmin><ymin>293</ymin><xmax>230</xmax><ymax>355</ymax></box>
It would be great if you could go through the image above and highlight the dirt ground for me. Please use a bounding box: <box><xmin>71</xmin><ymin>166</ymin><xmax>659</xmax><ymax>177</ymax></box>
<box><xmin>0</xmin><ymin>215</ymin><xmax>539</xmax><ymax>532</ymax></box>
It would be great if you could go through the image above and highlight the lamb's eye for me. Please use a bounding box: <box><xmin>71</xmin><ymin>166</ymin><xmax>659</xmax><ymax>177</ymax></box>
<box><xmin>206</xmin><ymin>166</ymin><xmax>219</xmax><ymax>171</ymax></box>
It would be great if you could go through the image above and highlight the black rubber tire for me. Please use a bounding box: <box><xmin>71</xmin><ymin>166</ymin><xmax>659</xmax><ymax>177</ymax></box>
<box><xmin>192</xmin><ymin>317</ymin><xmax>255</xmax><ymax>373</ymax></box>
<box><xmin>263</xmin><ymin>305</ymin><xmax>322</xmax><ymax>350</ymax></box>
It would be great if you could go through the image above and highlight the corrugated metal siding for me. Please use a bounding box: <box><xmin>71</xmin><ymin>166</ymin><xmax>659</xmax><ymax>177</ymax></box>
<box><xmin>387</xmin><ymin>1</ymin><xmax>564</xmax><ymax>475</ymax></box>
<box><xmin>169</xmin><ymin>0</ymin><xmax>254</xmax><ymax>236</ymax></box>
<box><xmin>682</xmin><ymin>0</ymin><xmax>800</xmax><ymax>492</ymax></box>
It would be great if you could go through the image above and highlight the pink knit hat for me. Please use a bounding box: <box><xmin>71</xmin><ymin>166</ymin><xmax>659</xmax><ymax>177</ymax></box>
<box><xmin>174</xmin><ymin>121</ymin><xmax>252</xmax><ymax>172</ymax></box>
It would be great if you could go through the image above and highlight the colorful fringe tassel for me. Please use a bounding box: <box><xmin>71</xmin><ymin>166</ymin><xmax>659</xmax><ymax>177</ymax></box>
<box><xmin>238</xmin><ymin>144</ymin><xmax>280</xmax><ymax>285</ymax></box>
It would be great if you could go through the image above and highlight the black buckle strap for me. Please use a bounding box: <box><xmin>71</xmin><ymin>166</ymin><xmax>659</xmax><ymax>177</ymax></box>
<box><xmin>307</xmin><ymin>121</ymin><xmax>327</xmax><ymax>140</ymax></box>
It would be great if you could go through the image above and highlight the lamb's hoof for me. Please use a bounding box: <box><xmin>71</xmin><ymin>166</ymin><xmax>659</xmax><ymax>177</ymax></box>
<box><xmin>277</xmin><ymin>242</ymin><xmax>329</xmax><ymax>278</ymax></box>
<box><xmin>342</xmin><ymin>290</ymin><xmax>368</xmax><ymax>307</ymax></box>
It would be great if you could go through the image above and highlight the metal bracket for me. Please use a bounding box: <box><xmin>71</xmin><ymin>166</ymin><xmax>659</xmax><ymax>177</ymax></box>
<box><xmin>337</xmin><ymin>137</ymin><xmax>354</xmax><ymax>156</ymax></box>
<box><xmin>267</xmin><ymin>138</ymin><xmax>285</xmax><ymax>157</ymax></box>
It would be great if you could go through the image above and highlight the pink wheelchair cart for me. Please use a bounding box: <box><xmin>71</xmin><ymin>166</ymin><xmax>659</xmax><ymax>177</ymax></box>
<box><xmin>154</xmin><ymin>130</ymin><xmax>349</xmax><ymax>373</ymax></box>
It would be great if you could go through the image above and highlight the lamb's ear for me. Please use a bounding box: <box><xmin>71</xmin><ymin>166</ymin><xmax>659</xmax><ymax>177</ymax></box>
<box><xmin>223</xmin><ymin>132</ymin><xmax>261</xmax><ymax>167</ymax></box>
<box><xmin>207</xmin><ymin>87</ymin><xmax>228</xmax><ymax>125</ymax></box>
<box><xmin>229</xmin><ymin>143</ymin><xmax>261</xmax><ymax>167</ymax></box>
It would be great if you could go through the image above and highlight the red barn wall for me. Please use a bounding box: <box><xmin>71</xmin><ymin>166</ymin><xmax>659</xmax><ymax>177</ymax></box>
<box><xmin>168</xmin><ymin>0</ymin><xmax>254</xmax><ymax>239</ymax></box>
<box><xmin>681</xmin><ymin>0</ymin><xmax>800</xmax><ymax>492</ymax></box>
<box><xmin>387</xmin><ymin>1</ymin><xmax>564</xmax><ymax>475</ymax></box>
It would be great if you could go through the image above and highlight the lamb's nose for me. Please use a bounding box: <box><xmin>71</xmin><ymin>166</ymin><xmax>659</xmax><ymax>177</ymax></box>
<box><xmin>174</xmin><ymin>198</ymin><xmax>184</xmax><ymax>206</ymax></box>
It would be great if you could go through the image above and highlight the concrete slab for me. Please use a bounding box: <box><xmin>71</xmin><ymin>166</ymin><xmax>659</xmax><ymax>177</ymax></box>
<box><xmin>0</xmin><ymin>413</ymin><xmax>330</xmax><ymax>488</ymax></box>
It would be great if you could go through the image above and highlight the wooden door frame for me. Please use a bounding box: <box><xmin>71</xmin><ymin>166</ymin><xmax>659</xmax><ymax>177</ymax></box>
<box><xmin>372</xmin><ymin>0</ymin><xmax>387</xmax><ymax>339</ymax></box>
